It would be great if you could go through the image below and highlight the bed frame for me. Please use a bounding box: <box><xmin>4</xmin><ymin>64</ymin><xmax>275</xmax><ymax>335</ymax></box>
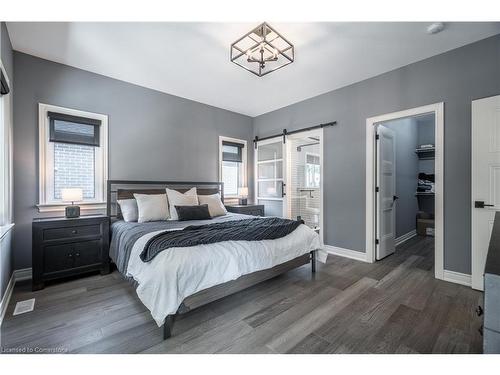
<box><xmin>106</xmin><ymin>180</ymin><xmax>317</xmax><ymax>340</ymax></box>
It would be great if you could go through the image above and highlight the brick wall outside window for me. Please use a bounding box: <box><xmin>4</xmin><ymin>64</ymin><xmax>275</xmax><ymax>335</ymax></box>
<box><xmin>54</xmin><ymin>142</ymin><xmax>95</xmax><ymax>199</ymax></box>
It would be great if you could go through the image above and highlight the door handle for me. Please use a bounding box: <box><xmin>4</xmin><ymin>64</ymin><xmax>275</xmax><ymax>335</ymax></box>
<box><xmin>281</xmin><ymin>183</ymin><xmax>286</xmax><ymax>197</ymax></box>
<box><xmin>393</xmin><ymin>195</ymin><xmax>399</xmax><ymax>201</ymax></box>
<box><xmin>475</xmin><ymin>201</ymin><xmax>494</xmax><ymax>208</ymax></box>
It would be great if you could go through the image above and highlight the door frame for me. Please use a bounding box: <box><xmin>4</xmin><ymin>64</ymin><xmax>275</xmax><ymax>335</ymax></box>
<box><xmin>254</xmin><ymin>136</ymin><xmax>287</xmax><ymax>217</ymax></box>
<box><xmin>365</xmin><ymin>103</ymin><xmax>444</xmax><ymax>281</ymax></box>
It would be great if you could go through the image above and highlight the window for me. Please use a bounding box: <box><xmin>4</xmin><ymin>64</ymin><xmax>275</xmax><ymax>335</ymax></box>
<box><xmin>305</xmin><ymin>153</ymin><xmax>320</xmax><ymax>188</ymax></box>
<box><xmin>38</xmin><ymin>104</ymin><xmax>108</xmax><ymax>211</ymax></box>
<box><xmin>219</xmin><ymin>136</ymin><xmax>247</xmax><ymax>198</ymax></box>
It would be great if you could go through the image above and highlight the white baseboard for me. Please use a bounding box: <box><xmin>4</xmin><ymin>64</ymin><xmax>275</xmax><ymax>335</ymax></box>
<box><xmin>0</xmin><ymin>272</ymin><xmax>15</xmax><ymax>327</ymax></box>
<box><xmin>443</xmin><ymin>270</ymin><xmax>471</xmax><ymax>287</ymax></box>
<box><xmin>14</xmin><ymin>267</ymin><xmax>32</xmax><ymax>282</ymax></box>
<box><xmin>322</xmin><ymin>245</ymin><xmax>370</xmax><ymax>263</ymax></box>
<box><xmin>395</xmin><ymin>230</ymin><xmax>417</xmax><ymax>247</ymax></box>
<box><xmin>0</xmin><ymin>267</ymin><xmax>33</xmax><ymax>328</ymax></box>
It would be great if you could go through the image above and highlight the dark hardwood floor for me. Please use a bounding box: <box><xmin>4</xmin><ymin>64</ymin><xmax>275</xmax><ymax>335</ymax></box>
<box><xmin>0</xmin><ymin>236</ymin><xmax>483</xmax><ymax>354</ymax></box>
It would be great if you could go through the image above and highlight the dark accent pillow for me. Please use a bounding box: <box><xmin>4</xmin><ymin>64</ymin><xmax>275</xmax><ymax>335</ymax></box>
<box><xmin>175</xmin><ymin>204</ymin><xmax>212</xmax><ymax>221</ymax></box>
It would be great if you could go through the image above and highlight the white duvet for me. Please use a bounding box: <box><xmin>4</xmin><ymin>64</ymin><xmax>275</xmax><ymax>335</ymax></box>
<box><xmin>126</xmin><ymin>224</ymin><xmax>321</xmax><ymax>326</ymax></box>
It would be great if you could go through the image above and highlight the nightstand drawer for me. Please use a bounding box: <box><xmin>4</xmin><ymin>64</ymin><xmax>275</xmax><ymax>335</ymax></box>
<box><xmin>43</xmin><ymin>224</ymin><xmax>101</xmax><ymax>241</ymax></box>
<box><xmin>43</xmin><ymin>240</ymin><xmax>102</xmax><ymax>274</ymax></box>
<box><xmin>246</xmin><ymin>209</ymin><xmax>264</xmax><ymax>216</ymax></box>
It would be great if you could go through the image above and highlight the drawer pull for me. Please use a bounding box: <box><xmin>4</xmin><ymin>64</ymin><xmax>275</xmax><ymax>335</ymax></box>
<box><xmin>68</xmin><ymin>253</ymin><xmax>73</xmax><ymax>258</ymax></box>
<box><xmin>75</xmin><ymin>253</ymin><xmax>80</xmax><ymax>257</ymax></box>
<box><xmin>71</xmin><ymin>230</ymin><xmax>78</xmax><ymax>234</ymax></box>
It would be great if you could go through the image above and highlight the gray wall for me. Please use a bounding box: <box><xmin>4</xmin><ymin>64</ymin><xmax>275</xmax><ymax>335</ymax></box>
<box><xmin>253</xmin><ymin>34</ymin><xmax>500</xmax><ymax>274</ymax></box>
<box><xmin>12</xmin><ymin>52</ymin><xmax>253</xmax><ymax>270</ymax></box>
<box><xmin>0</xmin><ymin>21</ymin><xmax>13</xmax><ymax>300</ymax></box>
<box><xmin>382</xmin><ymin>118</ymin><xmax>419</xmax><ymax>238</ymax></box>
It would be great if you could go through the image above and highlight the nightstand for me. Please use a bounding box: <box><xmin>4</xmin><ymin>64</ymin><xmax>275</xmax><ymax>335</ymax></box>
<box><xmin>225</xmin><ymin>204</ymin><xmax>265</xmax><ymax>217</ymax></box>
<box><xmin>32</xmin><ymin>215</ymin><xmax>110</xmax><ymax>291</ymax></box>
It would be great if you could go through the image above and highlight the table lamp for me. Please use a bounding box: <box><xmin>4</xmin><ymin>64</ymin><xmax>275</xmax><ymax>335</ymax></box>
<box><xmin>61</xmin><ymin>188</ymin><xmax>83</xmax><ymax>218</ymax></box>
<box><xmin>239</xmin><ymin>186</ymin><xmax>248</xmax><ymax>205</ymax></box>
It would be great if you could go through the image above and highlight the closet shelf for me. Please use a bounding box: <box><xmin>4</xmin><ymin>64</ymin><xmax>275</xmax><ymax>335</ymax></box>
<box><xmin>415</xmin><ymin>147</ymin><xmax>435</xmax><ymax>160</ymax></box>
<box><xmin>415</xmin><ymin>147</ymin><xmax>435</xmax><ymax>153</ymax></box>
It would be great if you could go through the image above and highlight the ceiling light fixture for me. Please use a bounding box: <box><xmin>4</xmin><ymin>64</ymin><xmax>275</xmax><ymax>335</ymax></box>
<box><xmin>427</xmin><ymin>22</ymin><xmax>445</xmax><ymax>35</ymax></box>
<box><xmin>230</xmin><ymin>22</ymin><xmax>294</xmax><ymax>77</ymax></box>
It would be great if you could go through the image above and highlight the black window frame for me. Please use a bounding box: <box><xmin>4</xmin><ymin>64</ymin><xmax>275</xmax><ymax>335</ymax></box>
<box><xmin>48</xmin><ymin>111</ymin><xmax>101</xmax><ymax>147</ymax></box>
<box><xmin>0</xmin><ymin>68</ymin><xmax>10</xmax><ymax>95</ymax></box>
<box><xmin>222</xmin><ymin>140</ymin><xmax>244</xmax><ymax>163</ymax></box>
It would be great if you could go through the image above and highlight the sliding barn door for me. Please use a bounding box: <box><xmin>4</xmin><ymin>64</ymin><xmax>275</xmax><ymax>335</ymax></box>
<box><xmin>376</xmin><ymin>125</ymin><xmax>396</xmax><ymax>260</ymax></box>
<box><xmin>255</xmin><ymin>137</ymin><xmax>287</xmax><ymax>217</ymax></box>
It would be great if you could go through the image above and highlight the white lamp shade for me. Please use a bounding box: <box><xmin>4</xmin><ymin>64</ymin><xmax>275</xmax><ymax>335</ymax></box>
<box><xmin>61</xmin><ymin>188</ymin><xmax>83</xmax><ymax>203</ymax></box>
<box><xmin>239</xmin><ymin>187</ymin><xmax>249</xmax><ymax>197</ymax></box>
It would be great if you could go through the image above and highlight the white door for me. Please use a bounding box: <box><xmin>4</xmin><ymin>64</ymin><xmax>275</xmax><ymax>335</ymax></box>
<box><xmin>472</xmin><ymin>95</ymin><xmax>500</xmax><ymax>291</ymax></box>
<box><xmin>255</xmin><ymin>137</ymin><xmax>287</xmax><ymax>217</ymax></box>
<box><xmin>376</xmin><ymin>125</ymin><xmax>396</xmax><ymax>260</ymax></box>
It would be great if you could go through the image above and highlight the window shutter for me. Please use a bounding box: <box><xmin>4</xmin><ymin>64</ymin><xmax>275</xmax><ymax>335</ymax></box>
<box><xmin>48</xmin><ymin>112</ymin><xmax>101</xmax><ymax>147</ymax></box>
<box><xmin>222</xmin><ymin>141</ymin><xmax>244</xmax><ymax>163</ymax></box>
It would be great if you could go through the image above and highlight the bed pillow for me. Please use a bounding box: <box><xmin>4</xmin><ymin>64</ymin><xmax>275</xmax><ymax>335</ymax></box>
<box><xmin>198</xmin><ymin>193</ymin><xmax>227</xmax><ymax>217</ymax></box>
<box><xmin>117</xmin><ymin>198</ymin><xmax>139</xmax><ymax>222</ymax></box>
<box><xmin>175</xmin><ymin>204</ymin><xmax>211</xmax><ymax>221</ymax></box>
<box><xmin>133</xmin><ymin>193</ymin><xmax>169</xmax><ymax>223</ymax></box>
<box><xmin>166</xmin><ymin>187</ymin><xmax>198</xmax><ymax>220</ymax></box>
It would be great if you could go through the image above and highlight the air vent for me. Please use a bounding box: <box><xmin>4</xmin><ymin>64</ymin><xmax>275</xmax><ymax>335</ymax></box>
<box><xmin>13</xmin><ymin>298</ymin><xmax>35</xmax><ymax>316</ymax></box>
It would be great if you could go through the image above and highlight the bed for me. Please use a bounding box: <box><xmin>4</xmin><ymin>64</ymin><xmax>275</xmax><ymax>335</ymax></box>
<box><xmin>107</xmin><ymin>180</ymin><xmax>321</xmax><ymax>340</ymax></box>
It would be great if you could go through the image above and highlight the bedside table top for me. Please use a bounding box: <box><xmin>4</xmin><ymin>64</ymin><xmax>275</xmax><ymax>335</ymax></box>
<box><xmin>225</xmin><ymin>204</ymin><xmax>263</xmax><ymax>208</ymax></box>
<box><xmin>33</xmin><ymin>214</ymin><xmax>108</xmax><ymax>223</ymax></box>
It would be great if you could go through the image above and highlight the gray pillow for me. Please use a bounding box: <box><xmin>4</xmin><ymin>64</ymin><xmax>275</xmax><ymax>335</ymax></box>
<box><xmin>117</xmin><ymin>199</ymin><xmax>138</xmax><ymax>222</ymax></box>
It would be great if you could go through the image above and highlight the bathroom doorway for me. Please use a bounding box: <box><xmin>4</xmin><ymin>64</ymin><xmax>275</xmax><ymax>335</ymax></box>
<box><xmin>286</xmin><ymin>129</ymin><xmax>323</xmax><ymax>236</ymax></box>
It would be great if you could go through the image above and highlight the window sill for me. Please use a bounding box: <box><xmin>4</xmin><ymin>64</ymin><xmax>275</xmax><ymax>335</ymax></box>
<box><xmin>0</xmin><ymin>223</ymin><xmax>15</xmax><ymax>241</ymax></box>
<box><xmin>36</xmin><ymin>202</ymin><xmax>106</xmax><ymax>213</ymax></box>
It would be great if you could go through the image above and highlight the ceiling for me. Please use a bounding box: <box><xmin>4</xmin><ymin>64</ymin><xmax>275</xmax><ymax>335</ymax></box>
<box><xmin>7</xmin><ymin>22</ymin><xmax>500</xmax><ymax>117</ymax></box>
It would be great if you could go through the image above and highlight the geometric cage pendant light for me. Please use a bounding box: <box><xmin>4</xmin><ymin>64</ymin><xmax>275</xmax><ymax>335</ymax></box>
<box><xmin>230</xmin><ymin>22</ymin><xmax>294</xmax><ymax>77</ymax></box>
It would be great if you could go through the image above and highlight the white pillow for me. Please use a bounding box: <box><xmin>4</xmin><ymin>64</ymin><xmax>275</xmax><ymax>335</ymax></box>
<box><xmin>133</xmin><ymin>193</ymin><xmax>169</xmax><ymax>223</ymax></box>
<box><xmin>166</xmin><ymin>187</ymin><xmax>198</xmax><ymax>220</ymax></box>
<box><xmin>117</xmin><ymin>198</ymin><xmax>138</xmax><ymax>222</ymax></box>
<box><xmin>198</xmin><ymin>194</ymin><xmax>227</xmax><ymax>218</ymax></box>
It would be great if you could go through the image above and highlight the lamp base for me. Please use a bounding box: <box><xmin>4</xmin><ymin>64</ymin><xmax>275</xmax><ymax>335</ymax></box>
<box><xmin>239</xmin><ymin>198</ymin><xmax>248</xmax><ymax>205</ymax></box>
<box><xmin>65</xmin><ymin>205</ymin><xmax>80</xmax><ymax>218</ymax></box>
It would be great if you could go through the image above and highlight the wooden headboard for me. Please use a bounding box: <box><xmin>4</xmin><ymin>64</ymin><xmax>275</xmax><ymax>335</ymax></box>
<box><xmin>106</xmin><ymin>180</ymin><xmax>224</xmax><ymax>219</ymax></box>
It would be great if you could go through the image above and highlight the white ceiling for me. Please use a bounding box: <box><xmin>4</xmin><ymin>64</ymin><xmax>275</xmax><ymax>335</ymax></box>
<box><xmin>7</xmin><ymin>22</ymin><xmax>500</xmax><ymax>117</ymax></box>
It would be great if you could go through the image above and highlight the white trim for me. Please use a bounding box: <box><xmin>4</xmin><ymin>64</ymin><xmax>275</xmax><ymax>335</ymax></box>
<box><xmin>36</xmin><ymin>202</ymin><xmax>106</xmax><ymax>213</ymax></box>
<box><xmin>322</xmin><ymin>245</ymin><xmax>370</xmax><ymax>263</ymax></box>
<box><xmin>443</xmin><ymin>270</ymin><xmax>472</xmax><ymax>287</ymax></box>
<box><xmin>366</xmin><ymin>103</ymin><xmax>445</xmax><ymax>279</ymax></box>
<box><xmin>218</xmin><ymin>135</ymin><xmax>248</xmax><ymax>199</ymax></box>
<box><xmin>395</xmin><ymin>229</ymin><xmax>417</xmax><ymax>247</ymax></box>
<box><xmin>14</xmin><ymin>268</ymin><xmax>33</xmax><ymax>282</ymax></box>
<box><xmin>0</xmin><ymin>222</ymin><xmax>14</xmax><ymax>240</ymax></box>
<box><xmin>0</xmin><ymin>272</ymin><xmax>15</xmax><ymax>327</ymax></box>
<box><xmin>38</xmin><ymin>103</ymin><xmax>109</xmax><ymax>207</ymax></box>
<box><xmin>0</xmin><ymin>267</ymin><xmax>33</xmax><ymax>327</ymax></box>
<box><xmin>320</xmin><ymin>129</ymin><xmax>325</xmax><ymax>247</ymax></box>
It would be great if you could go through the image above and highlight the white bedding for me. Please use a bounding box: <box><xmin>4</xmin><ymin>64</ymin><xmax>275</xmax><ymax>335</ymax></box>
<box><xmin>126</xmin><ymin>224</ymin><xmax>321</xmax><ymax>326</ymax></box>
